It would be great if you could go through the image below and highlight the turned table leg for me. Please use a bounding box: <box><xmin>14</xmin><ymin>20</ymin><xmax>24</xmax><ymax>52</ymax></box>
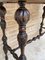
<box><xmin>15</xmin><ymin>0</ymin><xmax>30</xmax><ymax>60</ymax></box>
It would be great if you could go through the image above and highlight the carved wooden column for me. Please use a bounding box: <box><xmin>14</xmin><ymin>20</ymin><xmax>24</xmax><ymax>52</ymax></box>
<box><xmin>15</xmin><ymin>0</ymin><xmax>30</xmax><ymax>60</ymax></box>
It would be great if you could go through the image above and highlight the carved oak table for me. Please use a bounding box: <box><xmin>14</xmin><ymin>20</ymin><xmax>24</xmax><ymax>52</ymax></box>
<box><xmin>0</xmin><ymin>0</ymin><xmax>45</xmax><ymax>60</ymax></box>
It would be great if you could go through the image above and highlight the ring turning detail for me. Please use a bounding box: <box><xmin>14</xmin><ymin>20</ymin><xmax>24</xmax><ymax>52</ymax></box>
<box><xmin>15</xmin><ymin>0</ymin><xmax>30</xmax><ymax>60</ymax></box>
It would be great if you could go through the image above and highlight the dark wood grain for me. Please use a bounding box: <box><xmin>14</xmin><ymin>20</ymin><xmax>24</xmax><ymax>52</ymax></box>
<box><xmin>0</xmin><ymin>0</ymin><xmax>45</xmax><ymax>3</ymax></box>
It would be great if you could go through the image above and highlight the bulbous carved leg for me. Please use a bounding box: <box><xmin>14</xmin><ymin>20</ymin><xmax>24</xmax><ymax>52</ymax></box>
<box><xmin>15</xmin><ymin>1</ymin><xmax>30</xmax><ymax>60</ymax></box>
